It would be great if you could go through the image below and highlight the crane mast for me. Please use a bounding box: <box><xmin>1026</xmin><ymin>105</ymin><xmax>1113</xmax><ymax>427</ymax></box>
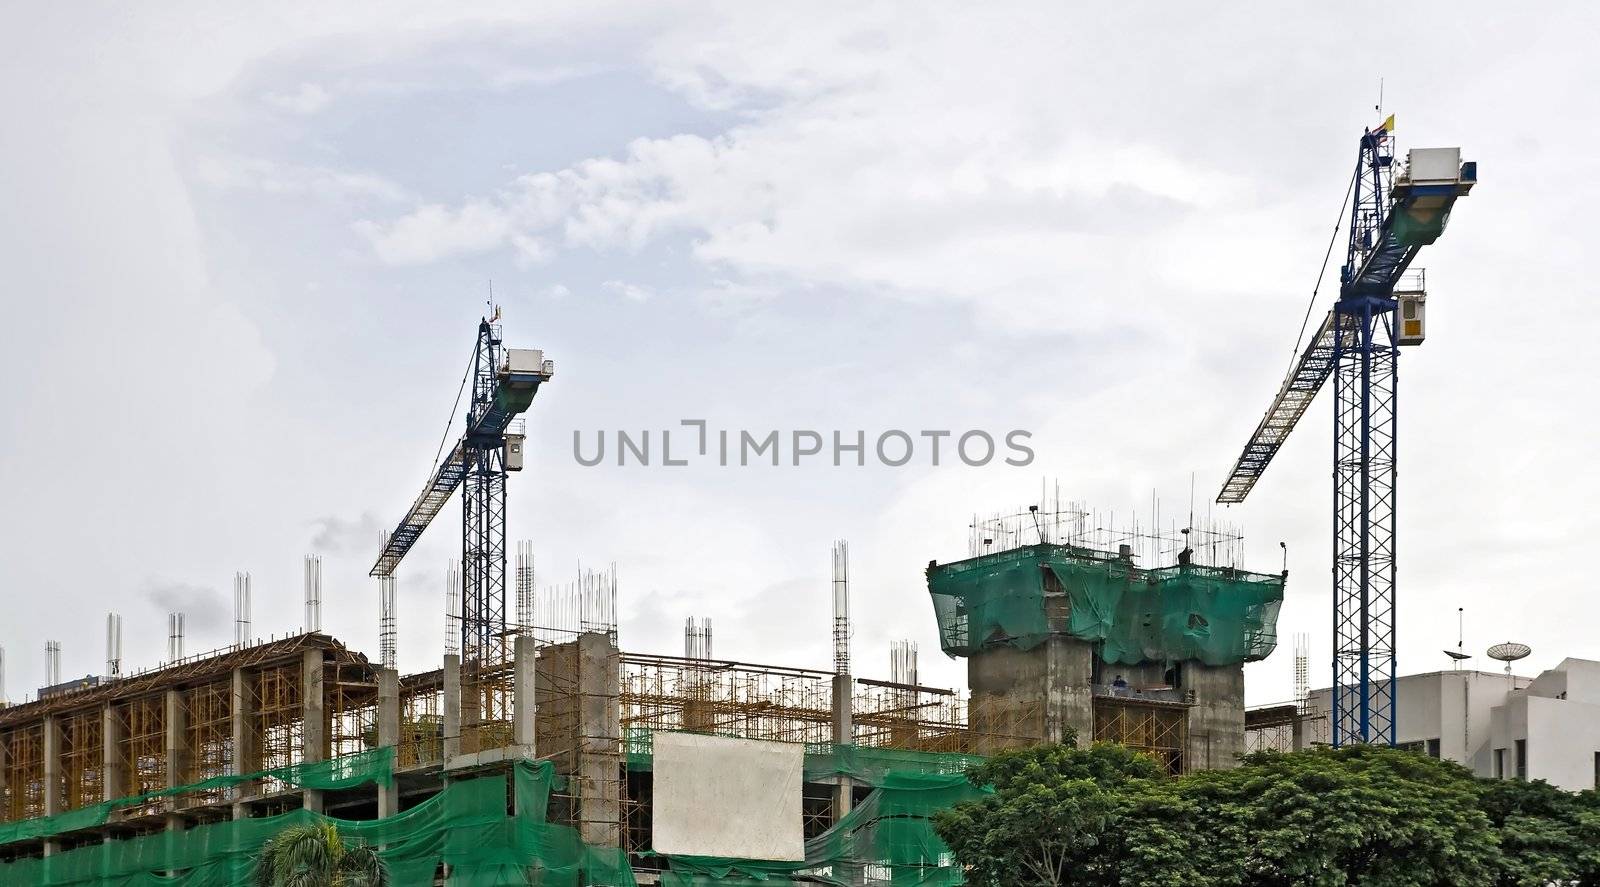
<box><xmin>1217</xmin><ymin>117</ymin><xmax>1475</xmax><ymax>746</ymax></box>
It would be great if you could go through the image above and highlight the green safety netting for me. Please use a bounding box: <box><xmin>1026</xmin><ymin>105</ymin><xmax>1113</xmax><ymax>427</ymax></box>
<box><xmin>625</xmin><ymin>732</ymin><xmax>981</xmax><ymax>789</ymax></box>
<box><xmin>0</xmin><ymin>757</ymin><xmax>634</xmax><ymax>887</ymax></box>
<box><xmin>0</xmin><ymin>746</ymin><xmax>396</xmax><ymax>848</ymax></box>
<box><xmin>927</xmin><ymin>544</ymin><xmax>1283</xmax><ymax>665</ymax></box>
<box><xmin>3</xmin><ymin>734</ymin><xmax>986</xmax><ymax>886</ymax></box>
<box><xmin>659</xmin><ymin>771</ymin><xmax>987</xmax><ymax>887</ymax></box>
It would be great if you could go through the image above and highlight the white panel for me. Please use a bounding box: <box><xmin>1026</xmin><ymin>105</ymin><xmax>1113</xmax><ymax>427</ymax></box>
<box><xmin>505</xmin><ymin>348</ymin><xmax>545</xmax><ymax>373</ymax></box>
<box><xmin>1408</xmin><ymin>147</ymin><xmax>1461</xmax><ymax>183</ymax></box>
<box><xmin>652</xmin><ymin>732</ymin><xmax>805</xmax><ymax>860</ymax></box>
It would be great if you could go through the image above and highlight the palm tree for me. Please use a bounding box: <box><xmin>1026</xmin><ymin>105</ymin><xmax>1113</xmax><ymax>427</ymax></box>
<box><xmin>254</xmin><ymin>821</ymin><xmax>388</xmax><ymax>887</ymax></box>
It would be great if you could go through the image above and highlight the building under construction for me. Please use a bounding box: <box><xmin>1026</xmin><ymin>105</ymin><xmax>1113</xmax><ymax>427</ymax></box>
<box><xmin>0</xmin><ymin>503</ymin><xmax>1285</xmax><ymax>886</ymax></box>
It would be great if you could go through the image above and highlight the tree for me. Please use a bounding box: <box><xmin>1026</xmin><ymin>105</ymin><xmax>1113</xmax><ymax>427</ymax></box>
<box><xmin>1478</xmin><ymin>777</ymin><xmax>1600</xmax><ymax>886</ymax></box>
<box><xmin>933</xmin><ymin>734</ymin><xmax>1164</xmax><ymax>886</ymax></box>
<box><xmin>254</xmin><ymin>821</ymin><xmax>389</xmax><ymax>887</ymax></box>
<box><xmin>936</xmin><ymin>741</ymin><xmax>1508</xmax><ymax>887</ymax></box>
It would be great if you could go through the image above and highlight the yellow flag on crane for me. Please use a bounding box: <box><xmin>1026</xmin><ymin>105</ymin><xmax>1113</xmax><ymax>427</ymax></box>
<box><xmin>1379</xmin><ymin>113</ymin><xmax>1395</xmax><ymax>133</ymax></box>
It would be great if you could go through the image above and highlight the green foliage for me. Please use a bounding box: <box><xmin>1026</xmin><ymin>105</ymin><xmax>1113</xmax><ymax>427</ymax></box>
<box><xmin>255</xmin><ymin>821</ymin><xmax>390</xmax><ymax>887</ymax></box>
<box><xmin>936</xmin><ymin>740</ymin><xmax>1600</xmax><ymax>887</ymax></box>
<box><xmin>1478</xmin><ymin>777</ymin><xmax>1600</xmax><ymax>886</ymax></box>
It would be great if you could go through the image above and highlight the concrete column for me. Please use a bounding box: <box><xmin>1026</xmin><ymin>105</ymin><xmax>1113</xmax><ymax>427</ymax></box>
<box><xmin>162</xmin><ymin>690</ymin><xmax>188</xmax><ymax>874</ymax></box>
<box><xmin>1291</xmin><ymin>711</ymin><xmax>1307</xmax><ymax>751</ymax></box>
<box><xmin>830</xmin><ymin>673</ymin><xmax>854</xmax><ymax>819</ymax></box>
<box><xmin>301</xmin><ymin>649</ymin><xmax>326</xmax><ymax>813</ymax></box>
<box><xmin>513</xmin><ymin>636</ymin><xmax>537</xmax><ymax>756</ymax></box>
<box><xmin>442</xmin><ymin>654</ymin><xmax>462</xmax><ymax>761</ymax></box>
<box><xmin>1043</xmin><ymin>637</ymin><xmax>1094</xmax><ymax>746</ymax></box>
<box><xmin>164</xmin><ymin>690</ymin><xmax>191</xmax><ymax>792</ymax></box>
<box><xmin>377</xmin><ymin>668</ymin><xmax>400</xmax><ymax>817</ymax></box>
<box><xmin>1185</xmin><ymin>663</ymin><xmax>1245</xmax><ymax>770</ymax></box>
<box><xmin>576</xmin><ymin>632</ymin><xmax>621</xmax><ymax>848</ymax></box>
<box><xmin>42</xmin><ymin>714</ymin><xmax>61</xmax><ymax>862</ymax></box>
<box><xmin>230</xmin><ymin>668</ymin><xmax>258</xmax><ymax>816</ymax></box>
<box><xmin>102</xmin><ymin>704</ymin><xmax>125</xmax><ymax>802</ymax></box>
<box><xmin>42</xmin><ymin>715</ymin><xmax>62</xmax><ymax>817</ymax></box>
<box><xmin>165</xmin><ymin>688</ymin><xmax>191</xmax><ymax>836</ymax></box>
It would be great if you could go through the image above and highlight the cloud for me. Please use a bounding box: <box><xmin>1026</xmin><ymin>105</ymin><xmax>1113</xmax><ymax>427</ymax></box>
<box><xmin>263</xmin><ymin>82</ymin><xmax>332</xmax><ymax>114</ymax></box>
<box><xmin>348</xmin><ymin>13</ymin><xmax>1264</xmax><ymax>334</ymax></box>
<box><xmin>310</xmin><ymin>512</ymin><xmax>384</xmax><ymax>556</ymax></box>
<box><xmin>602</xmin><ymin>280</ymin><xmax>654</xmax><ymax>302</ymax></box>
<box><xmin>196</xmin><ymin>155</ymin><xmax>411</xmax><ymax>202</ymax></box>
<box><xmin>143</xmin><ymin>580</ymin><xmax>229</xmax><ymax>632</ymax></box>
<box><xmin>354</xmin><ymin>201</ymin><xmax>512</xmax><ymax>264</ymax></box>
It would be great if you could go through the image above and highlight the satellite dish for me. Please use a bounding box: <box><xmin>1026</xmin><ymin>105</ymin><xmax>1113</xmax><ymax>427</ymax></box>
<box><xmin>1487</xmin><ymin>642</ymin><xmax>1531</xmax><ymax>663</ymax></box>
<box><xmin>1443</xmin><ymin>650</ymin><xmax>1471</xmax><ymax>661</ymax></box>
<box><xmin>1487</xmin><ymin>642</ymin><xmax>1532</xmax><ymax>676</ymax></box>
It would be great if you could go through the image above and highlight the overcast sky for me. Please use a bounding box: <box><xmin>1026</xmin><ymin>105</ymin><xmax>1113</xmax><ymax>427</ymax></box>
<box><xmin>2</xmin><ymin>2</ymin><xmax>1595</xmax><ymax>706</ymax></box>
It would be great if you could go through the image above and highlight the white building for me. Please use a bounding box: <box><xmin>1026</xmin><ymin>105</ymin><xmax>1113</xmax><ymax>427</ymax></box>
<box><xmin>1292</xmin><ymin>658</ymin><xmax>1600</xmax><ymax>791</ymax></box>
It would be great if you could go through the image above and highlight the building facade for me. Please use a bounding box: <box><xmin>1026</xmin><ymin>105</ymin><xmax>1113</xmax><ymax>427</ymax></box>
<box><xmin>1264</xmin><ymin>658</ymin><xmax>1600</xmax><ymax>792</ymax></box>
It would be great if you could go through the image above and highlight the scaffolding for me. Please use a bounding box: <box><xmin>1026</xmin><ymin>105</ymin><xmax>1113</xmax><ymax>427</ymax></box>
<box><xmin>58</xmin><ymin>710</ymin><xmax>104</xmax><ymax>813</ymax></box>
<box><xmin>1</xmin><ymin>724</ymin><xmax>43</xmax><ymax>822</ymax></box>
<box><xmin>188</xmin><ymin>680</ymin><xmax>233</xmax><ymax>804</ymax></box>
<box><xmin>397</xmin><ymin>672</ymin><xmax>444</xmax><ymax>770</ymax></box>
<box><xmin>329</xmin><ymin>660</ymin><xmax>379</xmax><ymax>761</ymax></box>
<box><xmin>1092</xmin><ymin>697</ymin><xmax>1188</xmax><ymax>775</ymax></box>
<box><xmin>621</xmin><ymin>654</ymin><xmax>833</xmax><ymax>747</ymax></box>
<box><xmin>116</xmin><ymin>694</ymin><xmax>165</xmax><ymax>816</ymax></box>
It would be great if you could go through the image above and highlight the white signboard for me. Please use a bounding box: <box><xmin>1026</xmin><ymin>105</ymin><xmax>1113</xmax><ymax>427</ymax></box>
<box><xmin>651</xmin><ymin>732</ymin><xmax>806</xmax><ymax>861</ymax></box>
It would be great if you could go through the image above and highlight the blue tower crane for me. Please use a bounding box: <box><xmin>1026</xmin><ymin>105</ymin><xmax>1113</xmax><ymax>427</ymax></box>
<box><xmin>371</xmin><ymin>314</ymin><xmax>554</xmax><ymax>668</ymax></box>
<box><xmin>1217</xmin><ymin>118</ymin><xmax>1475</xmax><ymax>745</ymax></box>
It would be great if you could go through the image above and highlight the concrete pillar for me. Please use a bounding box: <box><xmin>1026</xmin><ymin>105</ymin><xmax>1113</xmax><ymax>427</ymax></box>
<box><xmin>1291</xmin><ymin>711</ymin><xmax>1307</xmax><ymax>752</ymax></box>
<box><xmin>575</xmin><ymin>632</ymin><xmax>621</xmax><ymax>848</ymax></box>
<box><xmin>442</xmin><ymin>654</ymin><xmax>462</xmax><ymax>761</ymax></box>
<box><xmin>831</xmin><ymin>673</ymin><xmax>854</xmax><ymax>819</ymax></box>
<box><xmin>301</xmin><ymin>649</ymin><xmax>326</xmax><ymax>813</ymax></box>
<box><xmin>1185</xmin><ymin>663</ymin><xmax>1245</xmax><ymax>770</ymax></box>
<box><xmin>43</xmin><ymin>710</ymin><xmax>64</xmax><ymax>851</ymax></box>
<box><xmin>164</xmin><ymin>690</ymin><xmax>191</xmax><ymax>792</ymax></box>
<box><xmin>967</xmin><ymin>638</ymin><xmax>1093</xmax><ymax>755</ymax></box>
<box><xmin>165</xmin><ymin>688</ymin><xmax>191</xmax><ymax>837</ymax></box>
<box><xmin>230</xmin><ymin>668</ymin><xmax>257</xmax><ymax>816</ymax></box>
<box><xmin>513</xmin><ymin>636</ymin><xmax>537</xmax><ymax>755</ymax></box>
<box><xmin>102</xmin><ymin>704</ymin><xmax>125</xmax><ymax>802</ymax></box>
<box><xmin>377</xmin><ymin>668</ymin><xmax>400</xmax><ymax>817</ymax></box>
<box><xmin>42</xmin><ymin>715</ymin><xmax>62</xmax><ymax>817</ymax></box>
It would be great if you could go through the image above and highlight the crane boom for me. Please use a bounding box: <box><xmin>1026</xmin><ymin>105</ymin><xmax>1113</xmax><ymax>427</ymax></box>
<box><xmin>1217</xmin><ymin>309</ymin><xmax>1340</xmax><ymax>504</ymax></box>
<box><xmin>371</xmin><ymin>443</ymin><xmax>468</xmax><ymax>577</ymax></box>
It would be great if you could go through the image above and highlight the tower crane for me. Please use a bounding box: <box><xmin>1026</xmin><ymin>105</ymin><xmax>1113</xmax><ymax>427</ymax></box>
<box><xmin>1216</xmin><ymin>117</ymin><xmax>1475</xmax><ymax>746</ymax></box>
<box><xmin>370</xmin><ymin>313</ymin><xmax>554</xmax><ymax>669</ymax></box>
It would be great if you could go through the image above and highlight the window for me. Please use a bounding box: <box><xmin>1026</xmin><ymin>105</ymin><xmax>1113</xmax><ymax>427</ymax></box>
<box><xmin>1494</xmin><ymin>748</ymin><xmax>1506</xmax><ymax>778</ymax></box>
<box><xmin>1426</xmin><ymin>738</ymin><xmax>1440</xmax><ymax>759</ymax></box>
<box><xmin>1594</xmin><ymin>752</ymin><xmax>1599</xmax><ymax>790</ymax></box>
<box><xmin>1515</xmin><ymin>739</ymin><xmax>1528</xmax><ymax>780</ymax></box>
